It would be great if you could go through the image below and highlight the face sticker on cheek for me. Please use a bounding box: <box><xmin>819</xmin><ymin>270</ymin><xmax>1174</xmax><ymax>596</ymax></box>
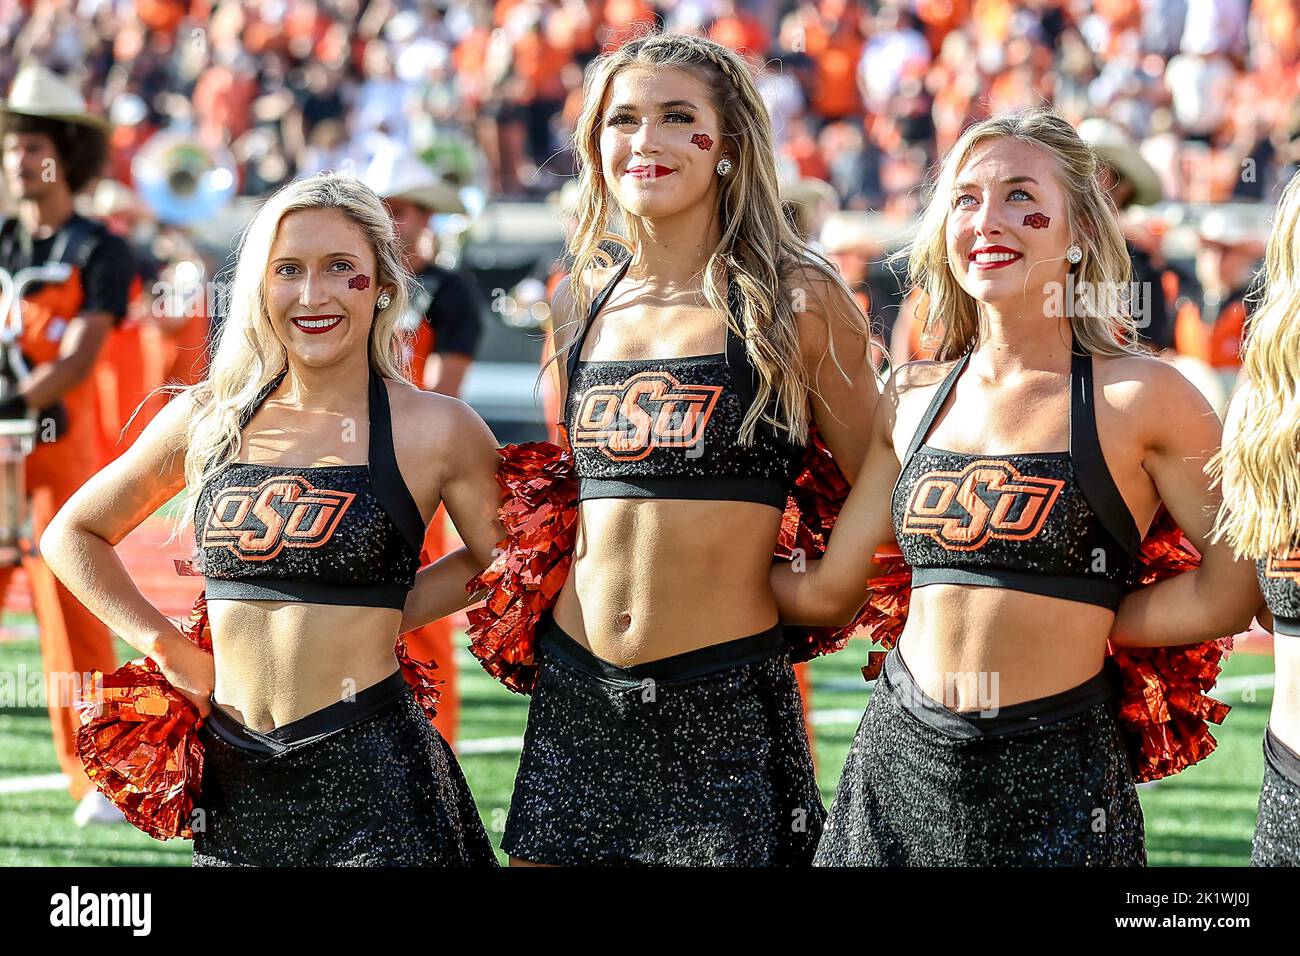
<box><xmin>1023</xmin><ymin>213</ymin><xmax>1050</xmax><ymax>229</ymax></box>
<box><xmin>348</xmin><ymin>274</ymin><xmax>371</xmax><ymax>290</ymax></box>
<box><xmin>690</xmin><ymin>133</ymin><xmax>713</xmax><ymax>152</ymax></box>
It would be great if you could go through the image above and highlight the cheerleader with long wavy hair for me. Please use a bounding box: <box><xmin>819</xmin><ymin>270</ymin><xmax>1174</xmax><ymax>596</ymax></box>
<box><xmin>493</xmin><ymin>30</ymin><xmax>879</xmax><ymax>866</ymax></box>
<box><xmin>41</xmin><ymin>172</ymin><xmax>502</xmax><ymax>866</ymax></box>
<box><xmin>1116</xmin><ymin>171</ymin><xmax>1300</xmax><ymax>865</ymax></box>
<box><xmin>774</xmin><ymin>108</ymin><xmax>1260</xmax><ymax>866</ymax></box>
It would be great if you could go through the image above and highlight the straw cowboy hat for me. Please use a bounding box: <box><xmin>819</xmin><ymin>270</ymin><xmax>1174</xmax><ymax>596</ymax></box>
<box><xmin>819</xmin><ymin>212</ymin><xmax>875</xmax><ymax>254</ymax></box>
<box><xmin>1077</xmin><ymin>118</ymin><xmax>1162</xmax><ymax>207</ymax></box>
<box><xmin>781</xmin><ymin>177</ymin><xmax>839</xmax><ymax>214</ymax></box>
<box><xmin>0</xmin><ymin>63</ymin><xmax>112</xmax><ymax>133</ymax></box>
<box><xmin>89</xmin><ymin>178</ymin><xmax>149</xmax><ymax>220</ymax></box>
<box><xmin>366</xmin><ymin>148</ymin><xmax>465</xmax><ymax>215</ymax></box>
<box><xmin>1197</xmin><ymin>208</ymin><xmax>1264</xmax><ymax>251</ymax></box>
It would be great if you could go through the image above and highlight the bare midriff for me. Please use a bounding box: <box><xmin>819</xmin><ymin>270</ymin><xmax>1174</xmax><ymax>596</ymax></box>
<box><xmin>896</xmin><ymin>584</ymin><xmax>1116</xmax><ymax>711</ymax></box>
<box><xmin>207</xmin><ymin>599</ymin><xmax>403</xmax><ymax>732</ymax></box>
<box><xmin>1270</xmin><ymin>633</ymin><xmax>1300</xmax><ymax>756</ymax></box>
<box><xmin>551</xmin><ymin>496</ymin><xmax>784</xmax><ymax>667</ymax></box>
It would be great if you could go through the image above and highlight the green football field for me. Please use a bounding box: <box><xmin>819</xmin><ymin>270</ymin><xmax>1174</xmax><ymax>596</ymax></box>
<box><xmin>0</xmin><ymin>622</ymin><xmax>1274</xmax><ymax>866</ymax></box>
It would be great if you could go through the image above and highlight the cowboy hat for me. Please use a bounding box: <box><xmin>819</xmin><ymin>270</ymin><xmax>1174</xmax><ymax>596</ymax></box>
<box><xmin>365</xmin><ymin>148</ymin><xmax>466</xmax><ymax>215</ymax></box>
<box><xmin>781</xmin><ymin>177</ymin><xmax>839</xmax><ymax>213</ymax></box>
<box><xmin>1198</xmin><ymin>209</ymin><xmax>1263</xmax><ymax>250</ymax></box>
<box><xmin>1077</xmin><ymin>118</ymin><xmax>1162</xmax><ymax>207</ymax></box>
<box><xmin>0</xmin><ymin>64</ymin><xmax>112</xmax><ymax>133</ymax></box>
<box><xmin>819</xmin><ymin>212</ymin><xmax>875</xmax><ymax>254</ymax></box>
<box><xmin>90</xmin><ymin>178</ymin><xmax>149</xmax><ymax>220</ymax></box>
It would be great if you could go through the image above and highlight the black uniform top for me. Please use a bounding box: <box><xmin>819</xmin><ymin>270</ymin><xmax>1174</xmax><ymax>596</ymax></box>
<box><xmin>1258</xmin><ymin>548</ymin><xmax>1300</xmax><ymax>638</ymax></box>
<box><xmin>0</xmin><ymin>214</ymin><xmax>135</xmax><ymax>326</ymax></box>
<box><xmin>564</xmin><ymin>256</ymin><xmax>804</xmax><ymax>511</ymax></box>
<box><xmin>195</xmin><ymin>367</ymin><xmax>426</xmax><ymax>610</ymax></box>
<box><xmin>891</xmin><ymin>338</ymin><xmax>1142</xmax><ymax>611</ymax></box>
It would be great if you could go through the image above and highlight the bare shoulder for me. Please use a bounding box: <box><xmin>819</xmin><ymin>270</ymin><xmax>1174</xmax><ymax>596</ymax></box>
<box><xmin>126</xmin><ymin>386</ymin><xmax>197</xmax><ymax>465</ymax></box>
<box><xmin>549</xmin><ymin>273</ymin><xmax>581</xmax><ymax>354</ymax></box>
<box><xmin>79</xmin><ymin>385</ymin><xmax>197</xmax><ymax>507</ymax></box>
<box><xmin>383</xmin><ymin>378</ymin><xmax>496</xmax><ymax>456</ymax></box>
<box><xmin>783</xmin><ymin>259</ymin><xmax>841</xmax><ymax>299</ymax></box>
<box><xmin>551</xmin><ymin>263</ymin><xmax>614</xmax><ymax>353</ymax></box>
<box><xmin>1092</xmin><ymin>351</ymin><xmax>1214</xmax><ymax>417</ymax></box>
<box><xmin>1092</xmin><ymin>352</ymin><xmax>1222</xmax><ymax>454</ymax></box>
<box><xmin>784</xmin><ymin>260</ymin><xmax>866</xmax><ymax>349</ymax></box>
<box><xmin>871</xmin><ymin>358</ymin><xmax>956</xmax><ymax>448</ymax></box>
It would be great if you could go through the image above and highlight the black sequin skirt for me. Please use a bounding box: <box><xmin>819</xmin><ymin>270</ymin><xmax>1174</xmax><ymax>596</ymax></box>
<box><xmin>192</xmin><ymin>670</ymin><xmax>497</xmax><ymax>867</ymax></box>
<box><xmin>813</xmin><ymin>648</ymin><xmax>1146</xmax><ymax>866</ymax></box>
<box><xmin>1250</xmin><ymin>726</ymin><xmax>1300</xmax><ymax>866</ymax></box>
<box><xmin>501</xmin><ymin>611</ymin><xmax>825</xmax><ymax>866</ymax></box>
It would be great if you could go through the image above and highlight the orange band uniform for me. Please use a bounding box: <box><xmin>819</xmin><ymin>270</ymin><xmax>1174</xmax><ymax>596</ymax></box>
<box><xmin>0</xmin><ymin>266</ymin><xmax>118</xmax><ymax>800</ymax></box>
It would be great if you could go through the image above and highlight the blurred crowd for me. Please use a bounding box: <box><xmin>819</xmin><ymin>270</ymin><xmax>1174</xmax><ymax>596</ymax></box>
<box><xmin>0</xmin><ymin>0</ymin><xmax>1296</xmax><ymax>208</ymax></box>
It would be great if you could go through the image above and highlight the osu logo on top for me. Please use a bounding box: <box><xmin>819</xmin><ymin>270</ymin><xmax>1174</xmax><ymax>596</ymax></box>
<box><xmin>203</xmin><ymin>476</ymin><xmax>356</xmax><ymax>560</ymax></box>
<box><xmin>1265</xmin><ymin>550</ymin><xmax>1300</xmax><ymax>582</ymax></box>
<box><xmin>901</xmin><ymin>459</ymin><xmax>1064</xmax><ymax>551</ymax></box>
<box><xmin>573</xmin><ymin>370</ymin><xmax>723</xmax><ymax>462</ymax></box>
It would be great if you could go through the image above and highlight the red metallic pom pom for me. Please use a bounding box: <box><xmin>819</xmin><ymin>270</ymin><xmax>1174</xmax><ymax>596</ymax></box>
<box><xmin>465</xmin><ymin>434</ymin><xmax>579</xmax><ymax>694</ymax></box>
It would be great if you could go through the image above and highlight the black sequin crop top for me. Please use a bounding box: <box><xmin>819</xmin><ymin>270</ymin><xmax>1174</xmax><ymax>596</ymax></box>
<box><xmin>1258</xmin><ymin>547</ymin><xmax>1300</xmax><ymax>637</ymax></box>
<box><xmin>890</xmin><ymin>343</ymin><xmax>1142</xmax><ymax>610</ymax></box>
<box><xmin>564</xmin><ymin>256</ymin><xmax>804</xmax><ymax>510</ymax></box>
<box><xmin>194</xmin><ymin>367</ymin><xmax>426</xmax><ymax>609</ymax></box>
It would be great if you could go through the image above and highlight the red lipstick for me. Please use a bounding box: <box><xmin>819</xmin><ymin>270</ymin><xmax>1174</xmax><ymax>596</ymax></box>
<box><xmin>969</xmin><ymin>245</ymin><xmax>1024</xmax><ymax>271</ymax></box>
<box><xmin>291</xmin><ymin>314</ymin><xmax>345</xmax><ymax>334</ymax></box>
<box><xmin>624</xmin><ymin>164</ymin><xmax>676</xmax><ymax>180</ymax></box>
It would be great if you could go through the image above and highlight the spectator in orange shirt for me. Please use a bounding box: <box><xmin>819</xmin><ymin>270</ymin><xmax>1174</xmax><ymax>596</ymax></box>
<box><xmin>803</xmin><ymin>9</ymin><xmax>864</xmax><ymax>123</ymax></box>
<box><xmin>710</xmin><ymin>1</ymin><xmax>769</xmax><ymax>58</ymax></box>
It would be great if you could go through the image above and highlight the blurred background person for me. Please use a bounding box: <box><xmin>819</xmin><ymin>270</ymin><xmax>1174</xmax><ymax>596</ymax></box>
<box><xmin>371</xmin><ymin>146</ymin><xmax>483</xmax><ymax>747</ymax></box>
<box><xmin>0</xmin><ymin>64</ymin><xmax>134</xmax><ymax>824</ymax></box>
<box><xmin>1078</xmin><ymin>116</ymin><xmax>1174</xmax><ymax>352</ymax></box>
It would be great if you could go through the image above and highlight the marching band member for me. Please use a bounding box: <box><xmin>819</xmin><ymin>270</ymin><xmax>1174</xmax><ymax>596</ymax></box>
<box><xmin>0</xmin><ymin>64</ymin><xmax>135</xmax><ymax>824</ymax></box>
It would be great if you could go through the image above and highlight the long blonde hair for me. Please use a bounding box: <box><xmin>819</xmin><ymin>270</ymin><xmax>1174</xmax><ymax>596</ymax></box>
<box><xmin>1209</xmin><ymin>171</ymin><xmax>1300</xmax><ymax>557</ymax></box>
<box><xmin>560</xmin><ymin>28</ymin><xmax>871</xmax><ymax>445</ymax></box>
<box><xmin>169</xmin><ymin>171</ymin><xmax>415</xmax><ymax>542</ymax></box>
<box><xmin>899</xmin><ymin>108</ymin><xmax>1143</xmax><ymax>360</ymax></box>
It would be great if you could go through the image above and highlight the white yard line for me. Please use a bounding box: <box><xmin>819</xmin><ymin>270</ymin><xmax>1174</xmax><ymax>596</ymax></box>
<box><xmin>809</xmin><ymin>708</ymin><xmax>864</xmax><ymax>726</ymax></box>
<box><xmin>456</xmin><ymin>735</ymin><xmax>526</xmax><ymax>755</ymax></box>
<box><xmin>0</xmin><ymin>772</ymin><xmax>68</xmax><ymax>794</ymax></box>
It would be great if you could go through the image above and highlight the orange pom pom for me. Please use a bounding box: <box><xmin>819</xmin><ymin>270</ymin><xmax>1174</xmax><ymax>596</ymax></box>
<box><xmin>74</xmin><ymin>593</ymin><xmax>212</xmax><ymax>840</ymax></box>
<box><xmin>465</xmin><ymin>438</ymin><xmax>579</xmax><ymax>693</ymax></box>
<box><xmin>776</xmin><ymin>423</ymin><xmax>871</xmax><ymax>661</ymax></box>
<box><xmin>1110</xmin><ymin>507</ymin><xmax>1233</xmax><ymax>782</ymax></box>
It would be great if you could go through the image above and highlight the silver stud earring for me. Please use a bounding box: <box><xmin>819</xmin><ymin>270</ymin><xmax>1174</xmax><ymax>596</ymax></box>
<box><xmin>377</xmin><ymin>292</ymin><xmax>392</xmax><ymax>309</ymax></box>
<box><xmin>1065</xmin><ymin>244</ymin><xmax>1083</xmax><ymax>264</ymax></box>
<box><xmin>716</xmin><ymin>156</ymin><xmax>732</xmax><ymax>177</ymax></box>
